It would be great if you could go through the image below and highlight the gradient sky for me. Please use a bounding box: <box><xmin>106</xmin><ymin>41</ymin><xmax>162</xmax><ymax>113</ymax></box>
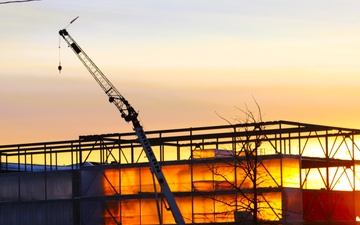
<box><xmin>1</xmin><ymin>0</ymin><xmax>360</xmax><ymax>144</ymax></box>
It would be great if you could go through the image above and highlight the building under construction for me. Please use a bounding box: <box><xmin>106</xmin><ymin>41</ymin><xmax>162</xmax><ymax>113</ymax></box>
<box><xmin>1</xmin><ymin>120</ymin><xmax>360</xmax><ymax>225</ymax></box>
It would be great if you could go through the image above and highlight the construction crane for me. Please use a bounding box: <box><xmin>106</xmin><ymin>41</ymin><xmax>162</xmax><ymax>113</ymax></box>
<box><xmin>59</xmin><ymin>29</ymin><xmax>185</xmax><ymax>225</ymax></box>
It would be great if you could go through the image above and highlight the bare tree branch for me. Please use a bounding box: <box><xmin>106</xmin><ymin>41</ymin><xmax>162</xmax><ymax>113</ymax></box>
<box><xmin>207</xmin><ymin>102</ymin><xmax>282</xmax><ymax>224</ymax></box>
<box><xmin>214</xmin><ymin>111</ymin><xmax>233</xmax><ymax>125</ymax></box>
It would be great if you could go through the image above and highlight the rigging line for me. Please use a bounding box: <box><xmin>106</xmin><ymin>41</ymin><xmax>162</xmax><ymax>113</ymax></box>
<box><xmin>58</xmin><ymin>35</ymin><xmax>62</xmax><ymax>73</ymax></box>
<box><xmin>58</xmin><ymin>16</ymin><xmax>79</xmax><ymax>74</ymax></box>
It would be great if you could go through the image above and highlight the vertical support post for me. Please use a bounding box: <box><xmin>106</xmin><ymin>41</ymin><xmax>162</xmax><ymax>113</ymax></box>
<box><xmin>279</xmin><ymin>123</ymin><xmax>282</xmax><ymax>154</ymax></box>
<box><xmin>50</xmin><ymin>148</ymin><xmax>52</xmax><ymax>171</ymax></box>
<box><xmin>24</xmin><ymin>149</ymin><xmax>27</xmax><ymax>172</ymax></box>
<box><xmin>325</xmin><ymin>132</ymin><xmax>329</xmax><ymax>190</ymax></box>
<box><xmin>131</xmin><ymin>143</ymin><xmax>134</xmax><ymax>164</ymax></box>
<box><xmin>17</xmin><ymin>146</ymin><xmax>20</xmax><ymax>172</ymax></box>
<box><xmin>44</xmin><ymin>144</ymin><xmax>47</xmax><ymax>172</ymax></box>
<box><xmin>176</xmin><ymin>141</ymin><xmax>180</xmax><ymax>161</ymax></box>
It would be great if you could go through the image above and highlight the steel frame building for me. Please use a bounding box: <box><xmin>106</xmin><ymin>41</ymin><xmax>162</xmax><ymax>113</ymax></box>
<box><xmin>1</xmin><ymin>120</ymin><xmax>360</xmax><ymax>225</ymax></box>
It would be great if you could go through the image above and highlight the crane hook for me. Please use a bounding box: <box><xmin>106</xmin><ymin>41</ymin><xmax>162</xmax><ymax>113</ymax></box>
<box><xmin>58</xmin><ymin>33</ymin><xmax>62</xmax><ymax>74</ymax></box>
<box><xmin>58</xmin><ymin>63</ymin><xmax>62</xmax><ymax>74</ymax></box>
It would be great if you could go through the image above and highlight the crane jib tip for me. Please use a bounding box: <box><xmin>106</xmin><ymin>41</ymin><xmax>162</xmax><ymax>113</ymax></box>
<box><xmin>64</xmin><ymin>16</ymin><xmax>79</xmax><ymax>29</ymax></box>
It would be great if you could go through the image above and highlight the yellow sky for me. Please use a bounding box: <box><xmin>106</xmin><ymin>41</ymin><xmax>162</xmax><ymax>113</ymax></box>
<box><xmin>1</xmin><ymin>1</ymin><xmax>360</xmax><ymax>144</ymax></box>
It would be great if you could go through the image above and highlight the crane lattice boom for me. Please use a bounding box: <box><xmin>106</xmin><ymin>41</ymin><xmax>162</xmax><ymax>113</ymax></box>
<box><xmin>59</xmin><ymin>29</ymin><xmax>185</xmax><ymax>225</ymax></box>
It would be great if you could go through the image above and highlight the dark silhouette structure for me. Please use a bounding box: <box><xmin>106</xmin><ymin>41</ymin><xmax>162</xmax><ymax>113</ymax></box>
<box><xmin>0</xmin><ymin>121</ymin><xmax>360</xmax><ymax>224</ymax></box>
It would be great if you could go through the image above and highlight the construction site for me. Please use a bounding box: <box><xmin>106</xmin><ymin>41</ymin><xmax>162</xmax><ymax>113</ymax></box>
<box><xmin>2</xmin><ymin>27</ymin><xmax>360</xmax><ymax>225</ymax></box>
<box><xmin>1</xmin><ymin>120</ymin><xmax>360</xmax><ymax>225</ymax></box>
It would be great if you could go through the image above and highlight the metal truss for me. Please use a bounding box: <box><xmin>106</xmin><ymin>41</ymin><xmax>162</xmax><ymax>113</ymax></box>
<box><xmin>1</xmin><ymin>120</ymin><xmax>360</xmax><ymax>224</ymax></box>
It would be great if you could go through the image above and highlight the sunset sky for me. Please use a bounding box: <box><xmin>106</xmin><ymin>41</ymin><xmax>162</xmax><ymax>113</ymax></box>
<box><xmin>1</xmin><ymin>0</ymin><xmax>360</xmax><ymax>144</ymax></box>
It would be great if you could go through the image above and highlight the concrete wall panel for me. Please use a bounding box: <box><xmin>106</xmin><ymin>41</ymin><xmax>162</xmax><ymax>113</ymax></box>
<box><xmin>81</xmin><ymin>169</ymin><xmax>104</xmax><ymax>196</ymax></box>
<box><xmin>46</xmin><ymin>171</ymin><xmax>73</xmax><ymax>199</ymax></box>
<box><xmin>20</xmin><ymin>173</ymin><xmax>45</xmax><ymax>201</ymax></box>
<box><xmin>0</xmin><ymin>201</ymin><xmax>73</xmax><ymax>225</ymax></box>
<box><xmin>0</xmin><ymin>174</ymin><xmax>19</xmax><ymax>201</ymax></box>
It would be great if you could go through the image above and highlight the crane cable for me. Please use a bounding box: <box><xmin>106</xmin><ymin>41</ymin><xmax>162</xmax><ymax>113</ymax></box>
<box><xmin>58</xmin><ymin>16</ymin><xmax>79</xmax><ymax>74</ymax></box>
<box><xmin>58</xmin><ymin>35</ymin><xmax>62</xmax><ymax>73</ymax></box>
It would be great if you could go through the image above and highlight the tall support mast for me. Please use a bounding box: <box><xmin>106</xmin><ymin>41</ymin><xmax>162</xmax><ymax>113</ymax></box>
<box><xmin>59</xmin><ymin>29</ymin><xmax>185</xmax><ymax>225</ymax></box>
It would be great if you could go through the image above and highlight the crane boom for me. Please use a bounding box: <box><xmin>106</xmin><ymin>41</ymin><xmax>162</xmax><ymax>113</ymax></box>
<box><xmin>59</xmin><ymin>29</ymin><xmax>185</xmax><ymax>225</ymax></box>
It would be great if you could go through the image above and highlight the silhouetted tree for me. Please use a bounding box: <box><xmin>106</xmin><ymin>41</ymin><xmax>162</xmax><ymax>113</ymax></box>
<box><xmin>197</xmin><ymin>101</ymin><xmax>282</xmax><ymax>224</ymax></box>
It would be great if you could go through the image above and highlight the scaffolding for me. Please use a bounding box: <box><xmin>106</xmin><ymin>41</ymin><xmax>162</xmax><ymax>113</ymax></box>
<box><xmin>1</xmin><ymin>120</ymin><xmax>360</xmax><ymax>224</ymax></box>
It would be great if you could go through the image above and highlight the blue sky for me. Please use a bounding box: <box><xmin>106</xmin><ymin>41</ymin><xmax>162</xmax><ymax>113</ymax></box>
<box><xmin>1</xmin><ymin>0</ymin><xmax>360</xmax><ymax>144</ymax></box>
